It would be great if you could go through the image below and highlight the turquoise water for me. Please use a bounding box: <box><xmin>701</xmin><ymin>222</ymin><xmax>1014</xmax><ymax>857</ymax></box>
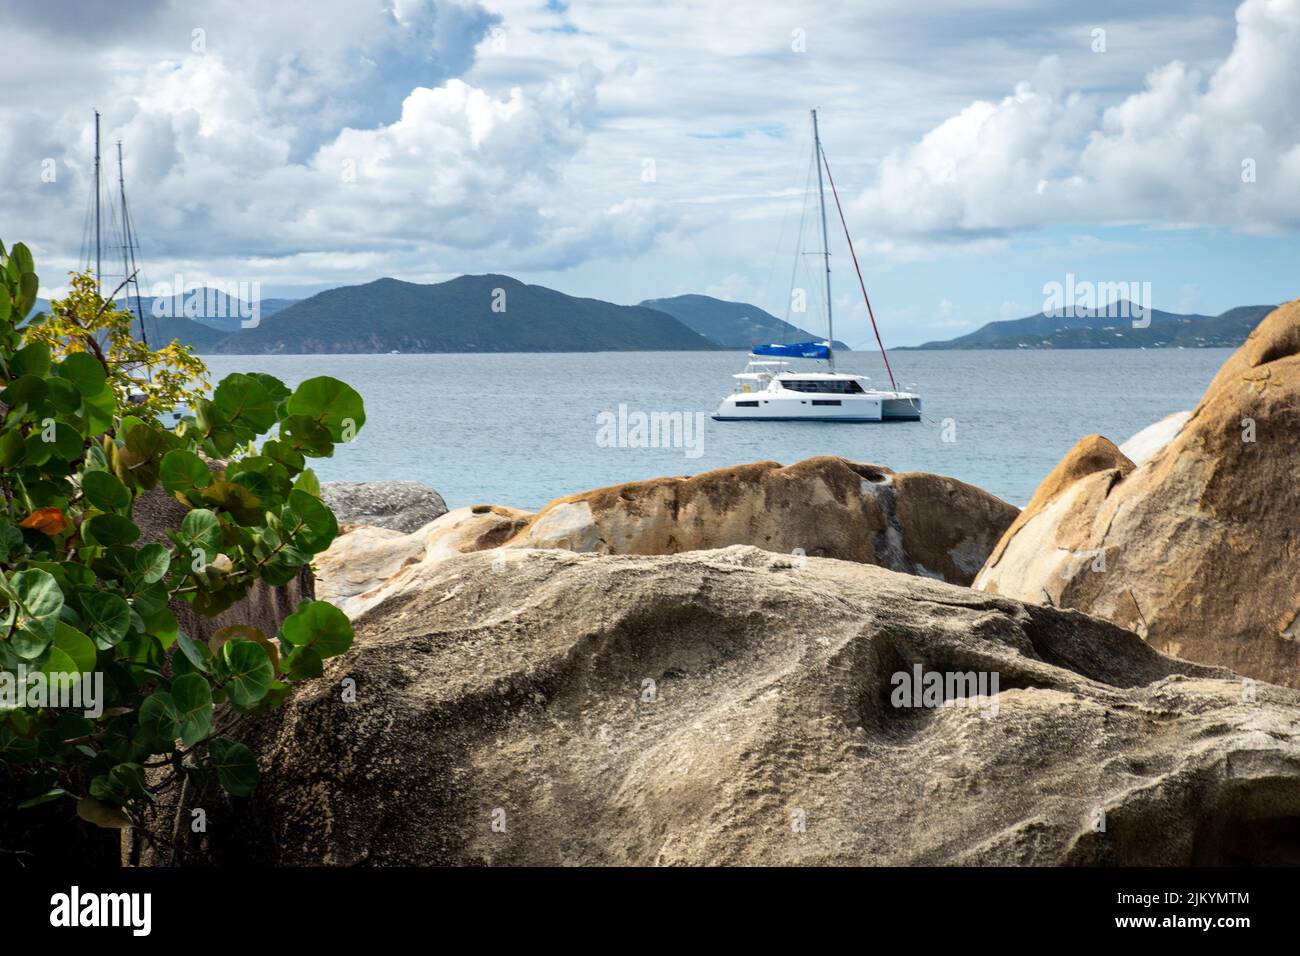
<box><xmin>203</xmin><ymin>349</ymin><xmax>1230</xmax><ymax>511</ymax></box>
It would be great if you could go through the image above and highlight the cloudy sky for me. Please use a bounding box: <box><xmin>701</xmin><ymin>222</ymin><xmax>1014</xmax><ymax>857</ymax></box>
<box><xmin>2</xmin><ymin>0</ymin><xmax>1298</xmax><ymax>346</ymax></box>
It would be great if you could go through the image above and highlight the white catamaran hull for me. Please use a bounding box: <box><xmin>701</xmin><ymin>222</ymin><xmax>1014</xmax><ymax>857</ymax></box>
<box><xmin>713</xmin><ymin>387</ymin><xmax>921</xmax><ymax>422</ymax></box>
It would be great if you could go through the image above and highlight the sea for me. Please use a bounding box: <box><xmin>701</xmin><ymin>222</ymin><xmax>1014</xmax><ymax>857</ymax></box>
<box><xmin>203</xmin><ymin>348</ymin><xmax>1231</xmax><ymax>511</ymax></box>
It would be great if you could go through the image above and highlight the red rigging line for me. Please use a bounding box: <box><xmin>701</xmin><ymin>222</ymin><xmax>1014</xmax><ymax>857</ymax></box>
<box><xmin>818</xmin><ymin>146</ymin><xmax>899</xmax><ymax>393</ymax></box>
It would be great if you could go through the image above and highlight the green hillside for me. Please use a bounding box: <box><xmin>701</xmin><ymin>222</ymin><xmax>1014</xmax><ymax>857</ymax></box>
<box><xmin>213</xmin><ymin>275</ymin><xmax>719</xmax><ymax>353</ymax></box>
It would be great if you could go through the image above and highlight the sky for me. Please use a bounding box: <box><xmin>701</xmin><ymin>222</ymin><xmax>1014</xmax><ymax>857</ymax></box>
<box><xmin>1</xmin><ymin>0</ymin><xmax>1298</xmax><ymax>346</ymax></box>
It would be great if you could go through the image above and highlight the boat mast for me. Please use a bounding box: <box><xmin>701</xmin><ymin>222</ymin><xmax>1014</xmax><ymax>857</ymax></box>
<box><xmin>811</xmin><ymin>109</ymin><xmax>834</xmax><ymax>372</ymax></box>
<box><xmin>117</xmin><ymin>140</ymin><xmax>148</xmax><ymax>347</ymax></box>
<box><xmin>117</xmin><ymin>142</ymin><xmax>130</xmax><ymax>299</ymax></box>
<box><xmin>94</xmin><ymin>110</ymin><xmax>102</xmax><ymax>297</ymax></box>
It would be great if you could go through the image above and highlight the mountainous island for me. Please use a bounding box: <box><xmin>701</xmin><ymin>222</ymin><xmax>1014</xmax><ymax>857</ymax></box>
<box><xmin>906</xmin><ymin>302</ymin><xmax>1277</xmax><ymax>350</ymax></box>
<box><xmin>57</xmin><ymin>276</ymin><xmax>845</xmax><ymax>354</ymax></box>
<box><xmin>38</xmin><ymin>283</ymin><xmax>1278</xmax><ymax>355</ymax></box>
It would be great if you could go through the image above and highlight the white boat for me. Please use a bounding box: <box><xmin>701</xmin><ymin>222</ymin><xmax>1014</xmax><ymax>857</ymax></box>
<box><xmin>713</xmin><ymin>110</ymin><xmax>921</xmax><ymax>423</ymax></box>
<box><xmin>715</xmin><ymin>362</ymin><xmax>921</xmax><ymax>422</ymax></box>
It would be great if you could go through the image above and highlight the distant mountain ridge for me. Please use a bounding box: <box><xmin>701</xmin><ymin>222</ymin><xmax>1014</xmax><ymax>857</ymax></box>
<box><xmin>32</xmin><ymin>291</ymin><xmax>297</xmax><ymax>333</ymax></box>
<box><xmin>640</xmin><ymin>294</ymin><xmax>851</xmax><ymax>351</ymax></box>
<box><xmin>31</xmin><ymin>285</ymin><xmax>1279</xmax><ymax>355</ymax></box>
<box><xmin>905</xmin><ymin>301</ymin><xmax>1278</xmax><ymax>350</ymax></box>
<box><xmin>211</xmin><ymin>275</ymin><xmax>718</xmax><ymax>354</ymax></box>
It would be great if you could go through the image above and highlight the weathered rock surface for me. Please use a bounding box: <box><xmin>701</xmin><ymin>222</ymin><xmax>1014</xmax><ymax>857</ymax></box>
<box><xmin>1119</xmin><ymin>410</ymin><xmax>1191</xmax><ymax>466</ymax></box>
<box><xmin>315</xmin><ymin>457</ymin><xmax>1019</xmax><ymax>616</ymax></box>
<box><xmin>316</xmin><ymin>504</ymin><xmax>532</xmax><ymax>618</ymax></box>
<box><xmin>321</xmin><ymin>479</ymin><xmax>447</xmax><ymax>532</ymax></box>
<box><xmin>511</xmin><ymin>457</ymin><xmax>1016</xmax><ymax>584</ymax></box>
<box><xmin>975</xmin><ymin>300</ymin><xmax>1300</xmax><ymax>688</ymax></box>
<box><xmin>171</xmin><ymin>546</ymin><xmax>1300</xmax><ymax>866</ymax></box>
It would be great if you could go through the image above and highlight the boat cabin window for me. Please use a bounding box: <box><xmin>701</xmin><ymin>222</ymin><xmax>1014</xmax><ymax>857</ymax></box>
<box><xmin>782</xmin><ymin>378</ymin><xmax>865</xmax><ymax>394</ymax></box>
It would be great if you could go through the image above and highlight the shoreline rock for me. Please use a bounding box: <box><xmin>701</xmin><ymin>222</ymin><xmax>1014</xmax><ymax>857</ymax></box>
<box><xmin>976</xmin><ymin>299</ymin><xmax>1300</xmax><ymax>688</ymax></box>
<box><xmin>150</xmin><ymin>546</ymin><xmax>1300</xmax><ymax>866</ymax></box>
<box><xmin>315</xmin><ymin>457</ymin><xmax>1019</xmax><ymax>617</ymax></box>
<box><xmin>321</xmin><ymin>480</ymin><xmax>447</xmax><ymax>533</ymax></box>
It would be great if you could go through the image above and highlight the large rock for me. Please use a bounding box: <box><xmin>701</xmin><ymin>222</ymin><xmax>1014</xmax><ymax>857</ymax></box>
<box><xmin>160</xmin><ymin>546</ymin><xmax>1300</xmax><ymax>866</ymax></box>
<box><xmin>315</xmin><ymin>457</ymin><xmax>1019</xmax><ymax>616</ymax></box>
<box><xmin>511</xmin><ymin>457</ymin><xmax>1015</xmax><ymax>584</ymax></box>
<box><xmin>315</xmin><ymin>504</ymin><xmax>532</xmax><ymax>618</ymax></box>
<box><xmin>975</xmin><ymin>300</ymin><xmax>1300</xmax><ymax>688</ymax></box>
<box><xmin>321</xmin><ymin>480</ymin><xmax>447</xmax><ymax>532</ymax></box>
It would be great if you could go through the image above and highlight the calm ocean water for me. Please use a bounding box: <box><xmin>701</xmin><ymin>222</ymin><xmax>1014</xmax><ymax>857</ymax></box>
<box><xmin>203</xmin><ymin>349</ymin><xmax>1230</xmax><ymax>511</ymax></box>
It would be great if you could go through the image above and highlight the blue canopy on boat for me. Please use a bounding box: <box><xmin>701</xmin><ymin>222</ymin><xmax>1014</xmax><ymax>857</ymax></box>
<box><xmin>751</xmin><ymin>341</ymin><xmax>830</xmax><ymax>359</ymax></box>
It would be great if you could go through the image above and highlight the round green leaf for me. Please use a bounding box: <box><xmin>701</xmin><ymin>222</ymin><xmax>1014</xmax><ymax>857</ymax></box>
<box><xmin>282</xmin><ymin>645</ymin><xmax>323</xmax><ymax>680</ymax></box>
<box><xmin>179</xmin><ymin>508</ymin><xmax>223</xmax><ymax>561</ymax></box>
<box><xmin>285</xmin><ymin>376</ymin><xmax>365</xmax><ymax>443</ymax></box>
<box><xmin>213</xmin><ymin>373</ymin><xmax>277</xmax><ymax>435</ymax></box>
<box><xmin>81</xmin><ymin>513</ymin><xmax>140</xmax><ymax>546</ymax></box>
<box><xmin>44</xmin><ymin>378</ymin><xmax>82</xmax><ymax>415</ymax></box>
<box><xmin>159</xmin><ymin>449</ymin><xmax>212</xmax><ymax>495</ymax></box>
<box><xmin>45</xmin><ymin>420</ymin><xmax>85</xmax><ymax>460</ymax></box>
<box><xmin>11</xmin><ymin>341</ymin><xmax>51</xmax><ymax>378</ymax></box>
<box><xmin>9</xmin><ymin>568</ymin><xmax>63</xmax><ymax>658</ymax></box>
<box><xmin>221</xmin><ymin>640</ymin><xmax>275</xmax><ymax>707</ymax></box>
<box><xmin>81</xmin><ymin>470</ymin><xmax>131</xmax><ymax>512</ymax></box>
<box><xmin>89</xmin><ymin>763</ymin><xmax>146</xmax><ymax>804</ymax></box>
<box><xmin>280</xmin><ymin>599</ymin><xmax>353</xmax><ymax>658</ymax></box>
<box><xmin>201</xmin><ymin>479</ymin><xmax>264</xmax><ymax>526</ymax></box>
<box><xmin>0</xmin><ymin>429</ymin><xmax>26</xmax><ymax>467</ymax></box>
<box><xmin>58</xmin><ymin>352</ymin><xmax>108</xmax><ymax>397</ymax></box>
<box><xmin>0</xmin><ymin>374</ymin><xmax>48</xmax><ymax>409</ymax></box>
<box><xmin>286</xmin><ymin>488</ymin><xmax>338</xmax><ymax>553</ymax></box>
<box><xmin>209</xmin><ymin>738</ymin><xmax>259</xmax><ymax>796</ymax></box>
<box><xmin>138</xmin><ymin>691</ymin><xmax>179</xmax><ymax>746</ymax></box>
<box><xmin>80</xmin><ymin>590</ymin><xmax>131</xmax><ymax>649</ymax></box>
<box><xmin>135</xmin><ymin>542</ymin><xmax>171</xmax><ymax>584</ymax></box>
<box><xmin>293</xmin><ymin>468</ymin><xmax>321</xmax><ymax>497</ymax></box>
<box><xmin>170</xmin><ymin>673</ymin><xmax>213</xmax><ymax>746</ymax></box>
<box><xmin>174</xmin><ymin>631</ymin><xmax>211</xmax><ymax>674</ymax></box>
<box><xmin>279</xmin><ymin>415</ymin><xmax>334</xmax><ymax>457</ymax></box>
<box><xmin>76</xmin><ymin>796</ymin><xmax>132</xmax><ymax>829</ymax></box>
<box><xmin>42</xmin><ymin>621</ymin><xmax>97</xmax><ymax>677</ymax></box>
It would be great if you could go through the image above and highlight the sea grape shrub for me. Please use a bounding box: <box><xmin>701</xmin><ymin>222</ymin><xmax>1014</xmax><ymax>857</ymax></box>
<box><xmin>0</xmin><ymin>240</ymin><xmax>366</xmax><ymax>829</ymax></box>
<box><xmin>22</xmin><ymin>270</ymin><xmax>209</xmax><ymax>422</ymax></box>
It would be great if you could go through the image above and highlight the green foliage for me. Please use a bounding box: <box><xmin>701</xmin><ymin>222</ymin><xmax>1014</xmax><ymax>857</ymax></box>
<box><xmin>0</xmin><ymin>241</ymin><xmax>364</xmax><ymax>828</ymax></box>
<box><xmin>24</xmin><ymin>271</ymin><xmax>210</xmax><ymax>419</ymax></box>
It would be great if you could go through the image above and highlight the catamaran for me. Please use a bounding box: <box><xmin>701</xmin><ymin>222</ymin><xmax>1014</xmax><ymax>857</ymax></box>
<box><xmin>713</xmin><ymin>110</ymin><xmax>921</xmax><ymax>423</ymax></box>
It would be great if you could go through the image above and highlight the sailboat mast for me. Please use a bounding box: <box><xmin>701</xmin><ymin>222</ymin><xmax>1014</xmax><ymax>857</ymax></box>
<box><xmin>116</xmin><ymin>140</ymin><xmax>148</xmax><ymax>346</ymax></box>
<box><xmin>117</xmin><ymin>142</ymin><xmax>130</xmax><ymax>291</ymax></box>
<box><xmin>94</xmin><ymin>110</ymin><xmax>102</xmax><ymax>296</ymax></box>
<box><xmin>811</xmin><ymin>109</ymin><xmax>834</xmax><ymax>371</ymax></box>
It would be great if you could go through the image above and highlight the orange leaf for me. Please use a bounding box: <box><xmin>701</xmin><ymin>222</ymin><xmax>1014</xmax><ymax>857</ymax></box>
<box><xmin>19</xmin><ymin>507</ymin><xmax>68</xmax><ymax>535</ymax></box>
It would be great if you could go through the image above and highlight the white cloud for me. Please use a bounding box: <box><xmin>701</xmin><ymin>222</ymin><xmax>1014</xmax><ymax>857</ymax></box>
<box><xmin>852</xmin><ymin>0</ymin><xmax>1300</xmax><ymax>239</ymax></box>
<box><xmin>0</xmin><ymin>0</ymin><xmax>1288</xmax><ymax>327</ymax></box>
